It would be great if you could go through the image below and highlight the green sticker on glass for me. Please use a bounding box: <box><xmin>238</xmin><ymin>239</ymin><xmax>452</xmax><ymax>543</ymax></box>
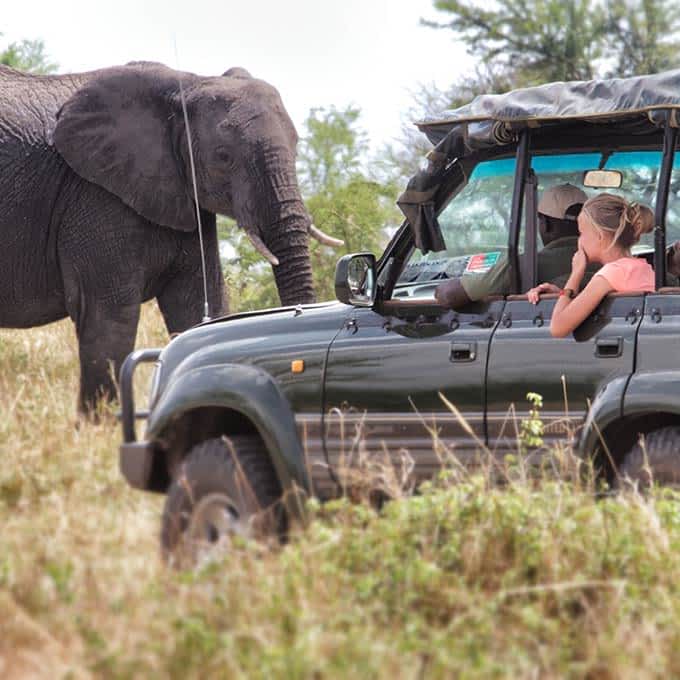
<box><xmin>465</xmin><ymin>251</ymin><xmax>500</xmax><ymax>274</ymax></box>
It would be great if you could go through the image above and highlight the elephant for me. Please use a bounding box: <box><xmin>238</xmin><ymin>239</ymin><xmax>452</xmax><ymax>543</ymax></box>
<box><xmin>0</xmin><ymin>61</ymin><xmax>340</xmax><ymax>411</ymax></box>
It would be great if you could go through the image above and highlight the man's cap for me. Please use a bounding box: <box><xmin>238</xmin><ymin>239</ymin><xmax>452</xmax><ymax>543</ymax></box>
<box><xmin>538</xmin><ymin>183</ymin><xmax>588</xmax><ymax>220</ymax></box>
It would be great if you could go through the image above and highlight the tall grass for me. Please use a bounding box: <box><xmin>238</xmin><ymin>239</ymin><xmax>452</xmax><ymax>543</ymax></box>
<box><xmin>1</xmin><ymin>303</ymin><xmax>680</xmax><ymax>678</ymax></box>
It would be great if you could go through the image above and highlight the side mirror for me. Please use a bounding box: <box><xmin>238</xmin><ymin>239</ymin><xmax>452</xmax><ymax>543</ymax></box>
<box><xmin>335</xmin><ymin>253</ymin><xmax>376</xmax><ymax>306</ymax></box>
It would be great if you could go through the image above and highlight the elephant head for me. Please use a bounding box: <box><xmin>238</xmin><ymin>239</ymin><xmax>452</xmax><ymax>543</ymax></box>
<box><xmin>53</xmin><ymin>61</ymin><xmax>339</xmax><ymax>306</ymax></box>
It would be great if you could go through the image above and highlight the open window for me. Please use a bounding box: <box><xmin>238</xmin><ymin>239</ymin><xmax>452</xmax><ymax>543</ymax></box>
<box><xmin>390</xmin><ymin>144</ymin><xmax>680</xmax><ymax>305</ymax></box>
<box><xmin>391</xmin><ymin>156</ymin><xmax>517</xmax><ymax>301</ymax></box>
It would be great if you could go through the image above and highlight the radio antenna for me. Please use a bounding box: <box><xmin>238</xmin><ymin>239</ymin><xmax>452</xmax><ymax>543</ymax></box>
<box><xmin>174</xmin><ymin>39</ymin><xmax>211</xmax><ymax>322</ymax></box>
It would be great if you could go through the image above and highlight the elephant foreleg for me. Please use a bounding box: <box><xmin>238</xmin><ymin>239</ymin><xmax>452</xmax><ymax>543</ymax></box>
<box><xmin>157</xmin><ymin>261</ymin><xmax>227</xmax><ymax>334</ymax></box>
<box><xmin>68</xmin><ymin>299</ymin><xmax>141</xmax><ymax>414</ymax></box>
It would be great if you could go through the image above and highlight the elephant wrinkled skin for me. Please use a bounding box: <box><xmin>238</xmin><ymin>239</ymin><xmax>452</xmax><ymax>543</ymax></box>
<box><xmin>0</xmin><ymin>61</ymin><xmax>322</xmax><ymax>411</ymax></box>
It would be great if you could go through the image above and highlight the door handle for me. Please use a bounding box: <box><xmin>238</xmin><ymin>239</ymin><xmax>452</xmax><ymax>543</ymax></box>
<box><xmin>595</xmin><ymin>337</ymin><xmax>622</xmax><ymax>358</ymax></box>
<box><xmin>450</xmin><ymin>342</ymin><xmax>477</xmax><ymax>362</ymax></box>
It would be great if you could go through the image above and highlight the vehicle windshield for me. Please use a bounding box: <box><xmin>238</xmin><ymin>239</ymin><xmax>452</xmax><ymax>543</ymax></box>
<box><xmin>395</xmin><ymin>149</ymin><xmax>680</xmax><ymax>294</ymax></box>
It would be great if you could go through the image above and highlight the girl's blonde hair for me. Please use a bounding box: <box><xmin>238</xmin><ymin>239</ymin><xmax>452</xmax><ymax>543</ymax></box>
<box><xmin>581</xmin><ymin>193</ymin><xmax>654</xmax><ymax>250</ymax></box>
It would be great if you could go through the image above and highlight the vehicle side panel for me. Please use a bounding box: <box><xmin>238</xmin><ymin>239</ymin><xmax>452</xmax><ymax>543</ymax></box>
<box><xmin>635</xmin><ymin>292</ymin><xmax>680</xmax><ymax>373</ymax></box>
<box><xmin>323</xmin><ymin>300</ymin><xmax>505</xmax><ymax>488</ymax></box>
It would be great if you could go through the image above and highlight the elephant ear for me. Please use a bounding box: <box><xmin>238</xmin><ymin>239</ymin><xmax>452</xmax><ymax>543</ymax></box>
<box><xmin>53</xmin><ymin>63</ymin><xmax>197</xmax><ymax>231</ymax></box>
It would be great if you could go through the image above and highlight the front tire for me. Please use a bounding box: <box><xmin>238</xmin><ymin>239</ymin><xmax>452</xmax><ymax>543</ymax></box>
<box><xmin>161</xmin><ymin>435</ymin><xmax>284</xmax><ymax>564</ymax></box>
<box><xmin>618</xmin><ymin>426</ymin><xmax>680</xmax><ymax>489</ymax></box>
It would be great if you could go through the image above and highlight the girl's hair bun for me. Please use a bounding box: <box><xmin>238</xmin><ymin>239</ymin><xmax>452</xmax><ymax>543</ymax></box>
<box><xmin>629</xmin><ymin>202</ymin><xmax>654</xmax><ymax>238</ymax></box>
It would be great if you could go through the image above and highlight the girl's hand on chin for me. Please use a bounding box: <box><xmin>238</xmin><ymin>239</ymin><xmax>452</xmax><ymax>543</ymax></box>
<box><xmin>571</xmin><ymin>249</ymin><xmax>588</xmax><ymax>278</ymax></box>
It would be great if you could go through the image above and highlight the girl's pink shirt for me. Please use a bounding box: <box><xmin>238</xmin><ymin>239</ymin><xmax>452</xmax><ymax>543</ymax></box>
<box><xmin>595</xmin><ymin>257</ymin><xmax>655</xmax><ymax>292</ymax></box>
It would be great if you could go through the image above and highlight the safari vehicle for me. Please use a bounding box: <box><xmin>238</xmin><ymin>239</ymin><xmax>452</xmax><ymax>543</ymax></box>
<box><xmin>120</xmin><ymin>70</ymin><xmax>680</xmax><ymax>557</ymax></box>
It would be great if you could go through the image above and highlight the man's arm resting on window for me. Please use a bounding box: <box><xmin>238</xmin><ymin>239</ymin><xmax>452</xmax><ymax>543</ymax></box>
<box><xmin>434</xmin><ymin>278</ymin><xmax>472</xmax><ymax>309</ymax></box>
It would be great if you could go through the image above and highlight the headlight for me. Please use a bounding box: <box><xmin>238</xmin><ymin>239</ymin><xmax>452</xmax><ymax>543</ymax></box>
<box><xmin>148</xmin><ymin>361</ymin><xmax>163</xmax><ymax>409</ymax></box>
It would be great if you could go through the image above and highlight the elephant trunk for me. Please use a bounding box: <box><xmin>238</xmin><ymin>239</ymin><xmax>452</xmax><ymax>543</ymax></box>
<box><xmin>246</xmin><ymin>158</ymin><xmax>316</xmax><ymax>305</ymax></box>
<box><xmin>266</xmin><ymin>212</ymin><xmax>316</xmax><ymax>305</ymax></box>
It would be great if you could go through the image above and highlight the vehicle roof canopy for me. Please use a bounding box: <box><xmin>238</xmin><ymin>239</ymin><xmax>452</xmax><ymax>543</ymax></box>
<box><xmin>417</xmin><ymin>69</ymin><xmax>680</xmax><ymax>148</ymax></box>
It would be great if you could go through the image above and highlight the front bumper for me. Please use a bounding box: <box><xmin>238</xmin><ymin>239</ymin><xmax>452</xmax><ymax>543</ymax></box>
<box><xmin>120</xmin><ymin>441</ymin><xmax>155</xmax><ymax>489</ymax></box>
<box><xmin>118</xmin><ymin>348</ymin><xmax>163</xmax><ymax>490</ymax></box>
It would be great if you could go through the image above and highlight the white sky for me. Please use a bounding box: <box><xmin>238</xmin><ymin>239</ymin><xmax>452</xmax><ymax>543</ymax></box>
<box><xmin>3</xmin><ymin>0</ymin><xmax>472</xmax><ymax>153</ymax></box>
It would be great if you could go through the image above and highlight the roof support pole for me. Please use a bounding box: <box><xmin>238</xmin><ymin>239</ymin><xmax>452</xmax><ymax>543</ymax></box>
<box><xmin>508</xmin><ymin>130</ymin><xmax>531</xmax><ymax>294</ymax></box>
<box><xmin>521</xmin><ymin>168</ymin><xmax>538</xmax><ymax>291</ymax></box>
<box><xmin>654</xmin><ymin>116</ymin><xmax>678</xmax><ymax>290</ymax></box>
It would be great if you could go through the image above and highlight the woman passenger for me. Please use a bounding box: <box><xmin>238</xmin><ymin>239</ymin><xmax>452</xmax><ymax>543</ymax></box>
<box><xmin>527</xmin><ymin>194</ymin><xmax>654</xmax><ymax>337</ymax></box>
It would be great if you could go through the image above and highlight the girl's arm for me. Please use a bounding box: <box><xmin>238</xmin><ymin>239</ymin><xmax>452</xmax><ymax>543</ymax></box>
<box><xmin>550</xmin><ymin>274</ymin><xmax>613</xmax><ymax>337</ymax></box>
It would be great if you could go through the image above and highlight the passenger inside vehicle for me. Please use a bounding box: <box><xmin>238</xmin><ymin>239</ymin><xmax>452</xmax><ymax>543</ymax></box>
<box><xmin>527</xmin><ymin>193</ymin><xmax>655</xmax><ymax>336</ymax></box>
<box><xmin>433</xmin><ymin>184</ymin><xmax>591</xmax><ymax>309</ymax></box>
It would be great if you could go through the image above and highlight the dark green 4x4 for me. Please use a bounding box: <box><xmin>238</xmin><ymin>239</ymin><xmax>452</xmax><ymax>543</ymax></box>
<box><xmin>120</xmin><ymin>70</ymin><xmax>680</xmax><ymax>558</ymax></box>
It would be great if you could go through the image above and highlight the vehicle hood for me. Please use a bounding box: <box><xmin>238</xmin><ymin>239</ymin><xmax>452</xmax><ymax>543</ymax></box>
<box><xmin>152</xmin><ymin>301</ymin><xmax>350</xmax><ymax>396</ymax></box>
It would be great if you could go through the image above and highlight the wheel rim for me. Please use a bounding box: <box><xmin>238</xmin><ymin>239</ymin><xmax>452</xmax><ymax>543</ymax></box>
<box><xmin>187</xmin><ymin>492</ymin><xmax>248</xmax><ymax>548</ymax></box>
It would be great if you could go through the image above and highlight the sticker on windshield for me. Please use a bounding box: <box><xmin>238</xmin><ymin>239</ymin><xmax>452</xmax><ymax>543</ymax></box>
<box><xmin>465</xmin><ymin>251</ymin><xmax>501</xmax><ymax>274</ymax></box>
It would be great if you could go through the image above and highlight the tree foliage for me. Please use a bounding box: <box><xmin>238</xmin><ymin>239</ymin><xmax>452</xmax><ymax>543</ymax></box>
<box><xmin>224</xmin><ymin>106</ymin><xmax>400</xmax><ymax>311</ymax></box>
<box><xmin>0</xmin><ymin>36</ymin><xmax>57</xmax><ymax>74</ymax></box>
<box><xmin>298</xmin><ymin>106</ymin><xmax>399</xmax><ymax>301</ymax></box>
<box><xmin>385</xmin><ymin>0</ymin><xmax>680</xmax><ymax>181</ymax></box>
<box><xmin>424</xmin><ymin>0</ymin><xmax>680</xmax><ymax>86</ymax></box>
<box><xmin>381</xmin><ymin>65</ymin><xmax>513</xmax><ymax>184</ymax></box>
<box><xmin>219</xmin><ymin>218</ymin><xmax>282</xmax><ymax>312</ymax></box>
<box><xmin>298</xmin><ymin>106</ymin><xmax>366</xmax><ymax>194</ymax></box>
<box><xmin>606</xmin><ymin>0</ymin><xmax>680</xmax><ymax>77</ymax></box>
<box><xmin>424</xmin><ymin>0</ymin><xmax>607</xmax><ymax>85</ymax></box>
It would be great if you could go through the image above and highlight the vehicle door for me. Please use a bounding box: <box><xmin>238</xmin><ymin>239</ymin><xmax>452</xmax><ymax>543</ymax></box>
<box><xmin>486</xmin><ymin>292</ymin><xmax>644</xmax><ymax>454</ymax></box>
<box><xmin>323</xmin><ymin>299</ymin><xmax>504</xmax><ymax>490</ymax></box>
<box><xmin>322</xmin><ymin>156</ymin><xmax>516</xmax><ymax>491</ymax></box>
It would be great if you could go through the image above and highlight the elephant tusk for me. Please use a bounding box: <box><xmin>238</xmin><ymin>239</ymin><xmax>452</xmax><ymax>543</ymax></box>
<box><xmin>309</xmin><ymin>224</ymin><xmax>345</xmax><ymax>247</ymax></box>
<box><xmin>244</xmin><ymin>230</ymin><xmax>279</xmax><ymax>266</ymax></box>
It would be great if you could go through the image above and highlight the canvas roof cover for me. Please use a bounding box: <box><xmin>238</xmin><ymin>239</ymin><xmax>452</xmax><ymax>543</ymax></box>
<box><xmin>417</xmin><ymin>69</ymin><xmax>680</xmax><ymax>147</ymax></box>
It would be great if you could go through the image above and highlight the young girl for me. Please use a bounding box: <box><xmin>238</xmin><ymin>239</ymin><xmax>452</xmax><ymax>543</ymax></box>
<box><xmin>527</xmin><ymin>193</ymin><xmax>655</xmax><ymax>337</ymax></box>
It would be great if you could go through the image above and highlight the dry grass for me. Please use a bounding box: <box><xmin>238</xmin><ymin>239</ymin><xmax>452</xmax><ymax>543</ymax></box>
<box><xmin>1</xmin><ymin>302</ymin><xmax>680</xmax><ymax>678</ymax></box>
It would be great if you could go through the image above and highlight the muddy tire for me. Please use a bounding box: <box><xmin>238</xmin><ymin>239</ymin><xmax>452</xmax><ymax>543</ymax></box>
<box><xmin>618</xmin><ymin>426</ymin><xmax>680</xmax><ymax>489</ymax></box>
<box><xmin>161</xmin><ymin>435</ymin><xmax>284</xmax><ymax>564</ymax></box>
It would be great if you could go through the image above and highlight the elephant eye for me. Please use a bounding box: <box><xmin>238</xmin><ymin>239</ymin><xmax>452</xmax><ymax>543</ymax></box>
<box><xmin>214</xmin><ymin>145</ymin><xmax>234</xmax><ymax>161</ymax></box>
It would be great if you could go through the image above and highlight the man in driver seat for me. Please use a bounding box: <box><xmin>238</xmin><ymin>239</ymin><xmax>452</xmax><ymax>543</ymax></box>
<box><xmin>434</xmin><ymin>183</ymin><xmax>589</xmax><ymax>309</ymax></box>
